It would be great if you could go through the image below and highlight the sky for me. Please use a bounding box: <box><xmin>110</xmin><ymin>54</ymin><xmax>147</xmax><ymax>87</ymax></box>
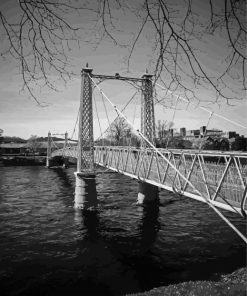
<box><xmin>0</xmin><ymin>0</ymin><xmax>246</xmax><ymax>140</ymax></box>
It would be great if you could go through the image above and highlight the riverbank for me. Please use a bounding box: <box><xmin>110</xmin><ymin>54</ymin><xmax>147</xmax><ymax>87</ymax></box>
<box><xmin>128</xmin><ymin>267</ymin><xmax>246</xmax><ymax>296</ymax></box>
<box><xmin>0</xmin><ymin>155</ymin><xmax>46</xmax><ymax>166</ymax></box>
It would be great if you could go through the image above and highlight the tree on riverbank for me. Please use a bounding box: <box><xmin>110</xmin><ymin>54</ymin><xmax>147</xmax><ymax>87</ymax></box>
<box><xmin>0</xmin><ymin>129</ymin><xmax>3</xmax><ymax>143</ymax></box>
<box><xmin>0</xmin><ymin>0</ymin><xmax>245</xmax><ymax>104</ymax></box>
<box><xmin>27</xmin><ymin>135</ymin><xmax>41</xmax><ymax>153</ymax></box>
<box><xmin>106</xmin><ymin>117</ymin><xmax>138</xmax><ymax>146</ymax></box>
<box><xmin>1</xmin><ymin>136</ymin><xmax>26</xmax><ymax>143</ymax></box>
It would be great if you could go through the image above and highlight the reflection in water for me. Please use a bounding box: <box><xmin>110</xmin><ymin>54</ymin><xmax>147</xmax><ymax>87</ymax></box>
<box><xmin>82</xmin><ymin>210</ymin><xmax>99</xmax><ymax>239</ymax></box>
<box><xmin>0</xmin><ymin>166</ymin><xmax>246</xmax><ymax>295</ymax></box>
<box><xmin>52</xmin><ymin>167</ymin><xmax>73</xmax><ymax>188</ymax></box>
<box><xmin>74</xmin><ymin>208</ymin><xmax>99</xmax><ymax>240</ymax></box>
<box><xmin>73</xmin><ymin>201</ymin><xmax>162</xmax><ymax>295</ymax></box>
<box><xmin>138</xmin><ymin>203</ymin><xmax>160</xmax><ymax>252</ymax></box>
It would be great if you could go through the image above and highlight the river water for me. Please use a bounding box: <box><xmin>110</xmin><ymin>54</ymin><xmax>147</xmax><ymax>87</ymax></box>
<box><xmin>0</xmin><ymin>165</ymin><xmax>246</xmax><ymax>295</ymax></box>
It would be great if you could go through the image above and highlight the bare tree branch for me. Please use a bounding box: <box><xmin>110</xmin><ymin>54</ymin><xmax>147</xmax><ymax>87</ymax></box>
<box><xmin>0</xmin><ymin>0</ymin><xmax>246</xmax><ymax>105</ymax></box>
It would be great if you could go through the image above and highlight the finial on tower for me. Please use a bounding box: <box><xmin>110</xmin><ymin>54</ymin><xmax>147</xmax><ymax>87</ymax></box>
<box><xmin>81</xmin><ymin>63</ymin><xmax>93</xmax><ymax>74</ymax></box>
<box><xmin>142</xmin><ymin>68</ymin><xmax>152</xmax><ymax>79</ymax></box>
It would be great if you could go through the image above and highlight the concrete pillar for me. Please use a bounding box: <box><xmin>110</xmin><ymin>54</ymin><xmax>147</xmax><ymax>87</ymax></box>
<box><xmin>74</xmin><ymin>172</ymin><xmax>97</xmax><ymax>209</ymax></box>
<box><xmin>63</xmin><ymin>157</ymin><xmax>69</xmax><ymax>169</ymax></box>
<box><xmin>46</xmin><ymin>131</ymin><xmax>51</xmax><ymax>167</ymax></box>
<box><xmin>137</xmin><ymin>181</ymin><xmax>159</xmax><ymax>204</ymax></box>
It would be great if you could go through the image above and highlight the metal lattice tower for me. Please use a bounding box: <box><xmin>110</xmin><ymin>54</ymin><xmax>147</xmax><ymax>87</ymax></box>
<box><xmin>77</xmin><ymin>66</ymin><xmax>94</xmax><ymax>173</ymax></box>
<box><xmin>141</xmin><ymin>73</ymin><xmax>156</xmax><ymax>145</ymax></box>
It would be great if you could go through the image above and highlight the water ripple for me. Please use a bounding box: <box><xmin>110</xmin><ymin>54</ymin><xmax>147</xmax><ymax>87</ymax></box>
<box><xmin>0</xmin><ymin>166</ymin><xmax>246</xmax><ymax>295</ymax></box>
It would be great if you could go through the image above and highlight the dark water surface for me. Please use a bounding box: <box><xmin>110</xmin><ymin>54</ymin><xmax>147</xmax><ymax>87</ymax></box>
<box><xmin>0</xmin><ymin>166</ymin><xmax>246</xmax><ymax>295</ymax></box>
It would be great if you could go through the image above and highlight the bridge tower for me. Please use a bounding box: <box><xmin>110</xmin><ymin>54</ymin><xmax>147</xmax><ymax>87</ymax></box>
<box><xmin>137</xmin><ymin>71</ymin><xmax>158</xmax><ymax>204</ymax></box>
<box><xmin>74</xmin><ymin>65</ymin><xmax>97</xmax><ymax>209</ymax></box>
<box><xmin>62</xmin><ymin>132</ymin><xmax>69</xmax><ymax>168</ymax></box>
<box><xmin>64</xmin><ymin>131</ymin><xmax>68</xmax><ymax>148</ymax></box>
<box><xmin>46</xmin><ymin>131</ymin><xmax>51</xmax><ymax>167</ymax></box>
<box><xmin>141</xmin><ymin>71</ymin><xmax>156</xmax><ymax>145</ymax></box>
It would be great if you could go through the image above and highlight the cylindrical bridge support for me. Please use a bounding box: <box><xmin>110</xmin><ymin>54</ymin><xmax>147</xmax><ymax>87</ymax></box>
<box><xmin>74</xmin><ymin>172</ymin><xmax>97</xmax><ymax>209</ymax></box>
<box><xmin>62</xmin><ymin>157</ymin><xmax>69</xmax><ymax>169</ymax></box>
<box><xmin>137</xmin><ymin>181</ymin><xmax>159</xmax><ymax>205</ymax></box>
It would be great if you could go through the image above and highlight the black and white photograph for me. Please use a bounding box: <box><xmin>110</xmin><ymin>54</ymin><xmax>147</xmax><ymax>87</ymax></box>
<box><xmin>0</xmin><ymin>0</ymin><xmax>246</xmax><ymax>295</ymax></box>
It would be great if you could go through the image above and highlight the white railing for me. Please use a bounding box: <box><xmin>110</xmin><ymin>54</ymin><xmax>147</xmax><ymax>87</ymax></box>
<box><xmin>51</xmin><ymin>145</ymin><xmax>247</xmax><ymax>215</ymax></box>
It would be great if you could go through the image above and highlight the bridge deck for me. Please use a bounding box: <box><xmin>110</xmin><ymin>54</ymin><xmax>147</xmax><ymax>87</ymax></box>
<box><xmin>51</xmin><ymin>146</ymin><xmax>247</xmax><ymax>215</ymax></box>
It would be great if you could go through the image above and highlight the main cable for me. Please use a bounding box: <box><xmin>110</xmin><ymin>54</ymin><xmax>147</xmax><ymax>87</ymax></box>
<box><xmin>155</xmin><ymin>82</ymin><xmax>247</xmax><ymax>130</ymax></box>
<box><xmin>70</xmin><ymin>107</ymin><xmax>80</xmax><ymax>141</ymax></box>
<box><xmin>93</xmin><ymin>92</ymin><xmax>103</xmax><ymax>143</ymax></box>
<box><xmin>89</xmin><ymin>74</ymin><xmax>247</xmax><ymax>244</ymax></box>
<box><xmin>95</xmin><ymin>89</ymin><xmax>140</xmax><ymax>142</ymax></box>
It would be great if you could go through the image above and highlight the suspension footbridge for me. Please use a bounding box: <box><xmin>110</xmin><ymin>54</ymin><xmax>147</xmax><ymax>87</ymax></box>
<box><xmin>47</xmin><ymin>65</ymin><xmax>247</xmax><ymax>243</ymax></box>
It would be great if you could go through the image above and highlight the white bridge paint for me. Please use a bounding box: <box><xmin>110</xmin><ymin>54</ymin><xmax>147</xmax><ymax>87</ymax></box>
<box><xmin>51</xmin><ymin>146</ymin><xmax>247</xmax><ymax>216</ymax></box>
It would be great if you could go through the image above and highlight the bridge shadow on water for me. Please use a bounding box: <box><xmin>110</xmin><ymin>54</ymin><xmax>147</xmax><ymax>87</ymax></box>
<box><xmin>51</xmin><ymin>167</ymin><xmax>74</xmax><ymax>188</ymax></box>
<box><xmin>10</xmin><ymin>167</ymin><xmax>244</xmax><ymax>295</ymax></box>
<box><xmin>70</xmin><ymin>198</ymin><xmax>162</xmax><ymax>295</ymax></box>
<box><xmin>1</xmin><ymin>165</ymin><xmax>246</xmax><ymax>295</ymax></box>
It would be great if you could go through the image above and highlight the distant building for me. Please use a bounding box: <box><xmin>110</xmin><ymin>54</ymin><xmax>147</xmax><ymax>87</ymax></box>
<box><xmin>185</xmin><ymin>129</ymin><xmax>200</xmax><ymax>138</ymax></box>
<box><xmin>157</xmin><ymin>123</ymin><xmax>246</xmax><ymax>151</ymax></box>
<box><xmin>200</xmin><ymin>126</ymin><xmax>206</xmax><ymax>136</ymax></box>
<box><xmin>224</xmin><ymin>131</ymin><xmax>240</xmax><ymax>139</ymax></box>
<box><xmin>180</xmin><ymin>127</ymin><xmax>186</xmax><ymax>137</ymax></box>
<box><xmin>0</xmin><ymin>143</ymin><xmax>27</xmax><ymax>155</ymax></box>
<box><xmin>205</xmin><ymin>128</ymin><xmax>223</xmax><ymax>137</ymax></box>
<box><xmin>169</xmin><ymin>129</ymin><xmax>174</xmax><ymax>137</ymax></box>
<box><xmin>184</xmin><ymin>126</ymin><xmax>223</xmax><ymax>139</ymax></box>
<box><xmin>0</xmin><ymin>141</ymin><xmax>65</xmax><ymax>156</ymax></box>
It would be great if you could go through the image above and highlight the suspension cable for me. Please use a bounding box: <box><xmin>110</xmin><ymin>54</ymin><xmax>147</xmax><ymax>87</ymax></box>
<box><xmin>129</xmin><ymin>95</ymin><xmax>139</xmax><ymax>146</ymax></box>
<box><xmin>132</xmin><ymin>94</ymin><xmax>138</xmax><ymax>125</ymax></box>
<box><xmin>50</xmin><ymin>137</ymin><xmax>60</xmax><ymax>149</ymax></box>
<box><xmin>166</xmin><ymin>95</ymin><xmax>180</xmax><ymax>149</ymax></box>
<box><xmin>93</xmin><ymin>93</ymin><xmax>103</xmax><ymax>144</ymax></box>
<box><xmin>89</xmin><ymin>74</ymin><xmax>247</xmax><ymax>244</ymax></box>
<box><xmin>155</xmin><ymin>82</ymin><xmax>247</xmax><ymax>130</ymax></box>
<box><xmin>96</xmin><ymin>90</ymin><xmax>140</xmax><ymax>142</ymax></box>
<box><xmin>100</xmin><ymin>91</ymin><xmax>114</xmax><ymax>145</ymax></box>
<box><xmin>70</xmin><ymin>107</ymin><xmax>80</xmax><ymax>141</ymax></box>
<box><xmin>198</xmin><ymin>112</ymin><xmax>214</xmax><ymax>152</ymax></box>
